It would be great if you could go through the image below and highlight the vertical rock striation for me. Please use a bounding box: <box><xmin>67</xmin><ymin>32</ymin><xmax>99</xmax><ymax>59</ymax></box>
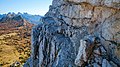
<box><xmin>24</xmin><ymin>0</ymin><xmax>120</xmax><ymax>67</ymax></box>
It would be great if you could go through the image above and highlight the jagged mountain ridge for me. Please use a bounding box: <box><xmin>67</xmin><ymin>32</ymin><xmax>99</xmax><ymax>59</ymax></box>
<box><xmin>24</xmin><ymin>0</ymin><xmax>120</xmax><ymax>67</ymax></box>
<box><xmin>18</xmin><ymin>13</ymin><xmax>43</xmax><ymax>24</ymax></box>
<box><xmin>0</xmin><ymin>14</ymin><xmax>33</xmax><ymax>30</ymax></box>
<box><xmin>0</xmin><ymin>14</ymin><xmax>23</xmax><ymax>23</ymax></box>
<box><xmin>0</xmin><ymin>12</ymin><xmax>42</xmax><ymax>24</ymax></box>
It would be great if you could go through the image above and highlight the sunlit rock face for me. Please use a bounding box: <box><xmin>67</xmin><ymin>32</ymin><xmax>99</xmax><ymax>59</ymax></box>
<box><xmin>24</xmin><ymin>0</ymin><xmax>120</xmax><ymax>67</ymax></box>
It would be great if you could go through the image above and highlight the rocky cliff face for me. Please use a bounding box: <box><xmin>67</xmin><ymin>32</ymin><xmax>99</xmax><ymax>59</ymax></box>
<box><xmin>24</xmin><ymin>0</ymin><xmax>120</xmax><ymax>67</ymax></box>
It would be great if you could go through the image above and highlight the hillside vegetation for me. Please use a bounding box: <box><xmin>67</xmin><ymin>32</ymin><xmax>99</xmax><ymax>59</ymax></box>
<box><xmin>0</xmin><ymin>14</ymin><xmax>33</xmax><ymax>67</ymax></box>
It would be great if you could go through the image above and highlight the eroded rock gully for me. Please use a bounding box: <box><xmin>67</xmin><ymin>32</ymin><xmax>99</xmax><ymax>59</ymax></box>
<box><xmin>24</xmin><ymin>0</ymin><xmax>120</xmax><ymax>67</ymax></box>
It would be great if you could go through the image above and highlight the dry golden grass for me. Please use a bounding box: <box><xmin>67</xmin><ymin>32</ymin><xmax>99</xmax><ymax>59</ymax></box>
<box><xmin>0</xmin><ymin>27</ymin><xmax>32</xmax><ymax>67</ymax></box>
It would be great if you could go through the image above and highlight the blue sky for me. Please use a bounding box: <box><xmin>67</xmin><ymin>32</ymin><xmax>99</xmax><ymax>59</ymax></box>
<box><xmin>0</xmin><ymin>0</ymin><xmax>52</xmax><ymax>16</ymax></box>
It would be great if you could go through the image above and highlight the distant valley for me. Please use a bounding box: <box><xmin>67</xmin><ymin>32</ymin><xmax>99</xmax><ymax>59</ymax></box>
<box><xmin>0</xmin><ymin>12</ymin><xmax>42</xmax><ymax>67</ymax></box>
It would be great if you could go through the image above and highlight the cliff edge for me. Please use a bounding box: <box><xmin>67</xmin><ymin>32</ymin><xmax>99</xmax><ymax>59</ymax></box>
<box><xmin>24</xmin><ymin>0</ymin><xmax>120</xmax><ymax>67</ymax></box>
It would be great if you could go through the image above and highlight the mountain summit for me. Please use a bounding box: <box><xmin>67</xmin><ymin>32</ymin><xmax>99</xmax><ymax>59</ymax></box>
<box><xmin>0</xmin><ymin>13</ymin><xmax>33</xmax><ymax>29</ymax></box>
<box><xmin>0</xmin><ymin>12</ymin><xmax>42</xmax><ymax>25</ymax></box>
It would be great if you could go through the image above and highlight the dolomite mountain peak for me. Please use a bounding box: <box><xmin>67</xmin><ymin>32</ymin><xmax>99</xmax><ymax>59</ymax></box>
<box><xmin>24</xmin><ymin>0</ymin><xmax>120</xmax><ymax>67</ymax></box>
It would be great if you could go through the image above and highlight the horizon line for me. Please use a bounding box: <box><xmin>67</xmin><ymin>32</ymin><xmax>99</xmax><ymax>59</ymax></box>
<box><xmin>0</xmin><ymin>12</ymin><xmax>46</xmax><ymax>16</ymax></box>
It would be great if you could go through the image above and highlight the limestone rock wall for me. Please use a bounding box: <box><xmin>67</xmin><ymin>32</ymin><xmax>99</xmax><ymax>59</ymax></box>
<box><xmin>24</xmin><ymin>0</ymin><xmax>120</xmax><ymax>67</ymax></box>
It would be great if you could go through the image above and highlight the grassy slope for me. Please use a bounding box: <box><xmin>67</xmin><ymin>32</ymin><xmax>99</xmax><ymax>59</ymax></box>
<box><xmin>0</xmin><ymin>26</ymin><xmax>32</xmax><ymax>67</ymax></box>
